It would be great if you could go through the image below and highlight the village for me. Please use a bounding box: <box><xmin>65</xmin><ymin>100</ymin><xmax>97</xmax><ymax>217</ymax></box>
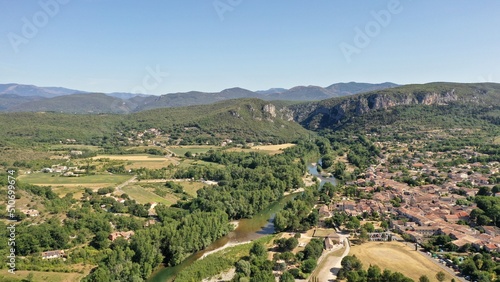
<box><xmin>323</xmin><ymin>141</ymin><xmax>500</xmax><ymax>253</ymax></box>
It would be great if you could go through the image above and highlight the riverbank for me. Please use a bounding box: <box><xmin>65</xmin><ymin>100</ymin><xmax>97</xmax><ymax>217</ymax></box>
<box><xmin>202</xmin><ymin>268</ymin><xmax>235</xmax><ymax>282</ymax></box>
<box><xmin>284</xmin><ymin>187</ymin><xmax>305</xmax><ymax>196</ymax></box>
<box><xmin>199</xmin><ymin>241</ymin><xmax>252</xmax><ymax>260</ymax></box>
<box><xmin>173</xmin><ymin>236</ymin><xmax>274</xmax><ymax>282</ymax></box>
<box><xmin>230</xmin><ymin>220</ymin><xmax>239</xmax><ymax>230</ymax></box>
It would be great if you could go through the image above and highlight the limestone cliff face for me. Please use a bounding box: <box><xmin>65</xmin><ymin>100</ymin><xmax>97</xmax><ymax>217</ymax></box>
<box><xmin>263</xmin><ymin>104</ymin><xmax>276</xmax><ymax>118</ymax></box>
<box><xmin>293</xmin><ymin>90</ymin><xmax>460</xmax><ymax>129</ymax></box>
<box><xmin>260</xmin><ymin>103</ymin><xmax>294</xmax><ymax>122</ymax></box>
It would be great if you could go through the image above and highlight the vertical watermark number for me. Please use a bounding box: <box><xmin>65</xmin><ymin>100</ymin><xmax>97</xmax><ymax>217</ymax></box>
<box><xmin>6</xmin><ymin>170</ymin><xmax>17</xmax><ymax>274</ymax></box>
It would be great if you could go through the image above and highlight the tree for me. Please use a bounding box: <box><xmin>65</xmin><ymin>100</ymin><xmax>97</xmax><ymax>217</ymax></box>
<box><xmin>363</xmin><ymin>222</ymin><xmax>375</xmax><ymax>232</ymax></box>
<box><xmin>285</xmin><ymin>237</ymin><xmax>299</xmax><ymax>251</ymax></box>
<box><xmin>250</xmin><ymin>242</ymin><xmax>267</xmax><ymax>258</ymax></box>
<box><xmin>91</xmin><ymin>231</ymin><xmax>110</xmax><ymax>250</ymax></box>
<box><xmin>346</xmin><ymin>216</ymin><xmax>360</xmax><ymax>230</ymax></box>
<box><xmin>301</xmin><ymin>259</ymin><xmax>317</xmax><ymax>273</ymax></box>
<box><xmin>341</xmin><ymin>255</ymin><xmax>363</xmax><ymax>272</ymax></box>
<box><xmin>279</xmin><ymin>272</ymin><xmax>295</xmax><ymax>282</ymax></box>
<box><xmin>236</xmin><ymin>260</ymin><xmax>251</xmax><ymax>277</ymax></box>
<box><xmin>435</xmin><ymin>271</ymin><xmax>445</xmax><ymax>282</ymax></box>
<box><xmin>419</xmin><ymin>275</ymin><xmax>430</xmax><ymax>282</ymax></box>
<box><xmin>367</xmin><ymin>265</ymin><xmax>381</xmax><ymax>281</ymax></box>
<box><xmin>359</xmin><ymin>228</ymin><xmax>369</xmax><ymax>243</ymax></box>
<box><xmin>380</xmin><ymin>220</ymin><xmax>389</xmax><ymax>230</ymax></box>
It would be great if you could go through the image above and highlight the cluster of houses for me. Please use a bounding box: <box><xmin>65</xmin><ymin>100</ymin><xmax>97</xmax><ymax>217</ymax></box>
<box><xmin>41</xmin><ymin>230</ymin><xmax>137</xmax><ymax>260</ymax></box>
<box><xmin>321</xmin><ymin>144</ymin><xmax>500</xmax><ymax>252</ymax></box>
<box><xmin>40</xmin><ymin>165</ymin><xmax>86</xmax><ymax>176</ymax></box>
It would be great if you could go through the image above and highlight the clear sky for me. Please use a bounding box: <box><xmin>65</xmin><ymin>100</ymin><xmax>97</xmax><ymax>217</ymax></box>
<box><xmin>1</xmin><ymin>0</ymin><xmax>499</xmax><ymax>94</ymax></box>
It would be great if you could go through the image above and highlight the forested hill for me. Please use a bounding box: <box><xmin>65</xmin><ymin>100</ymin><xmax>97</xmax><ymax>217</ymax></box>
<box><xmin>290</xmin><ymin>82</ymin><xmax>500</xmax><ymax>130</ymax></box>
<box><xmin>2</xmin><ymin>82</ymin><xmax>500</xmax><ymax>147</ymax></box>
<box><xmin>0</xmin><ymin>99</ymin><xmax>309</xmax><ymax>147</ymax></box>
<box><xmin>126</xmin><ymin>98</ymin><xmax>308</xmax><ymax>143</ymax></box>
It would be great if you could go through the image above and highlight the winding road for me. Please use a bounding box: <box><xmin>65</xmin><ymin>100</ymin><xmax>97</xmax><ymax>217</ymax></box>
<box><xmin>312</xmin><ymin>237</ymin><xmax>351</xmax><ymax>282</ymax></box>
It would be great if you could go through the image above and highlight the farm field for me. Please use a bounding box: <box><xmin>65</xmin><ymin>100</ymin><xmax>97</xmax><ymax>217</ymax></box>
<box><xmin>121</xmin><ymin>184</ymin><xmax>179</xmax><ymax>205</ymax></box>
<box><xmin>91</xmin><ymin>154</ymin><xmax>179</xmax><ymax>169</ymax></box>
<box><xmin>49</xmin><ymin>144</ymin><xmax>101</xmax><ymax>151</ymax></box>
<box><xmin>178</xmin><ymin>159</ymin><xmax>224</xmax><ymax>168</ymax></box>
<box><xmin>349</xmin><ymin>241</ymin><xmax>456</xmax><ymax>281</ymax></box>
<box><xmin>225</xmin><ymin>143</ymin><xmax>296</xmax><ymax>155</ymax></box>
<box><xmin>178</xmin><ymin>181</ymin><xmax>207</xmax><ymax>197</ymax></box>
<box><xmin>251</xmin><ymin>143</ymin><xmax>295</xmax><ymax>154</ymax></box>
<box><xmin>166</xmin><ymin>145</ymin><xmax>215</xmax><ymax>156</ymax></box>
<box><xmin>0</xmin><ymin>269</ymin><xmax>88</xmax><ymax>282</ymax></box>
<box><xmin>19</xmin><ymin>173</ymin><xmax>131</xmax><ymax>186</ymax></box>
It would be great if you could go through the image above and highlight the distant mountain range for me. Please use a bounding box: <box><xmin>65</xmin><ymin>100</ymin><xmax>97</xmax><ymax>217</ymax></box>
<box><xmin>2</xmin><ymin>82</ymin><xmax>498</xmax><ymax>146</ymax></box>
<box><xmin>0</xmin><ymin>82</ymin><xmax>398</xmax><ymax>113</ymax></box>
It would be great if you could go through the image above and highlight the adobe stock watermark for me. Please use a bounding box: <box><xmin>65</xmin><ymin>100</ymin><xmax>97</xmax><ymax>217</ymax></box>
<box><xmin>339</xmin><ymin>0</ymin><xmax>407</xmax><ymax>63</ymax></box>
<box><xmin>7</xmin><ymin>0</ymin><xmax>70</xmax><ymax>53</ymax></box>
<box><xmin>130</xmin><ymin>65</ymin><xmax>169</xmax><ymax>95</ymax></box>
<box><xmin>6</xmin><ymin>170</ymin><xmax>17</xmax><ymax>274</ymax></box>
<box><xmin>213</xmin><ymin>0</ymin><xmax>243</xmax><ymax>21</ymax></box>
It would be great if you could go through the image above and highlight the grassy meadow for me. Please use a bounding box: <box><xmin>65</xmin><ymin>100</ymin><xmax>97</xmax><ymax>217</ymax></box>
<box><xmin>121</xmin><ymin>184</ymin><xmax>179</xmax><ymax>205</ymax></box>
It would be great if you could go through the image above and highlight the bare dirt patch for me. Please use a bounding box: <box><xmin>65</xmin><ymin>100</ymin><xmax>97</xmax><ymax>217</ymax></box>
<box><xmin>349</xmin><ymin>241</ymin><xmax>456</xmax><ymax>281</ymax></box>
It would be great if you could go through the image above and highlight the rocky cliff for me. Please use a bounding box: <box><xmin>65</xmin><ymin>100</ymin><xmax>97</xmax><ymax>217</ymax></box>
<box><xmin>291</xmin><ymin>83</ymin><xmax>500</xmax><ymax>130</ymax></box>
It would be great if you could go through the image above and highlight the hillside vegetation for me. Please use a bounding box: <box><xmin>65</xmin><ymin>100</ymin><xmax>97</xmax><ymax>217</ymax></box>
<box><xmin>0</xmin><ymin>99</ymin><xmax>309</xmax><ymax>147</ymax></box>
<box><xmin>292</xmin><ymin>82</ymin><xmax>500</xmax><ymax>130</ymax></box>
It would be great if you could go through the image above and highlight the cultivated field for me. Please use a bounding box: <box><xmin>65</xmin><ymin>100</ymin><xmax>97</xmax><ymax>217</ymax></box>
<box><xmin>179</xmin><ymin>181</ymin><xmax>207</xmax><ymax>197</ymax></box>
<box><xmin>19</xmin><ymin>173</ymin><xmax>131</xmax><ymax>186</ymax></box>
<box><xmin>50</xmin><ymin>144</ymin><xmax>101</xmax><ymax>151</ymax></box>
<box><xmin>252</xmin><ymin>143</ymin><xmax>295</xmax><ymax>153</ymax></box>
<box><xmin>166</xmin><ymin>145</ymin><xmax>215</xmax><ymax>156</ymax></box>
<box><xmin>121</xmin><ymin>184</ymin><xmax>179</xmax><ymax>205</ymax></box>
<box><xmin>92</xmin><ymin>154</ymin><xmax>178</xmax><ymax>169</ymax></box>
<box><xmin>349</xmin><ymin>241</ymin><xmax>456</xmax><ymax>281</ymax></box>
<box><xmin>225</xmin><ymin>143</ymin><xmax>296</xmax><ymax>155</ymax></box>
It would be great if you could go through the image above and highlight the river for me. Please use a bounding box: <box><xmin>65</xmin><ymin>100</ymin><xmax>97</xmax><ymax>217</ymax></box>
<box><xmin>147</xmin><ymin>161</ymin><xmax>336</xmax><ymax>282</ymax></box>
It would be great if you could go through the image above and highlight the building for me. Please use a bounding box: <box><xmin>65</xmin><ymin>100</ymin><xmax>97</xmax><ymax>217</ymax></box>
<box><xmin>21</xmin><ymin>209</ymin><xmax>39</xmax><ymax>217</ymax></box>
<box><xmin>42</xmin><ymin>250</ymin><xmax>65</xmax><ymax>259</ymax></box>
<box><xmin>324</xmin><ymin>237</ymin><xmax>335</xmax><ymax>250</ymax></box>
<box><xmin>109</xmin><ymin>231</ymin><xmax>135</xmax><ymax>241</ymax></box>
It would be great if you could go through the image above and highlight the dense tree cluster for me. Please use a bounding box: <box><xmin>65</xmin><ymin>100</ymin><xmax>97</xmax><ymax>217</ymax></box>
<box><xmin>472</xmin><ymin>196</ymin><xmax>500</xmax><ymax>227</ymax></box>
<box><xmin>338</xmin><ymin>255</ymin><xmax>413</xmax><ymax>282</ymax></box>
<box><xmin>274</xmin><ymin>189</ymin><xmax>318</xmax><ymax>232</ymax></box>
<box><xmin>181</xmin><ymin>150</ymin><xmax>306</xmax><ymax>219</ymax></box>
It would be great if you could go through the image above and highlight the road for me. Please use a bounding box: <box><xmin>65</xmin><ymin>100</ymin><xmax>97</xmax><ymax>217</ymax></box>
<box><xmin>311</xmin><ymin>237</ymin><xmax>351</xmax><ymax>282</ymax></box>
<box><xmin>115</xmin><ymin>176</ymin><xmax>137</xmax><ymax>193</ymax></box>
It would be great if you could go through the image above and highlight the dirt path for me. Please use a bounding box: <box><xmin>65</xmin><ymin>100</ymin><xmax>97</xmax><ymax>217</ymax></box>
<box><xmin>115</xmin><ymin>176</ymin><xmax>137</xmax><ymax>193</ymax></box>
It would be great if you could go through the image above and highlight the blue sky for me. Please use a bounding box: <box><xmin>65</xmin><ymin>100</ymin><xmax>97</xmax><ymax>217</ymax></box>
<box><xmin>1</xmin><ymin>0</ymin><xmax>499</xmax><ymax>94</ymax></box>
